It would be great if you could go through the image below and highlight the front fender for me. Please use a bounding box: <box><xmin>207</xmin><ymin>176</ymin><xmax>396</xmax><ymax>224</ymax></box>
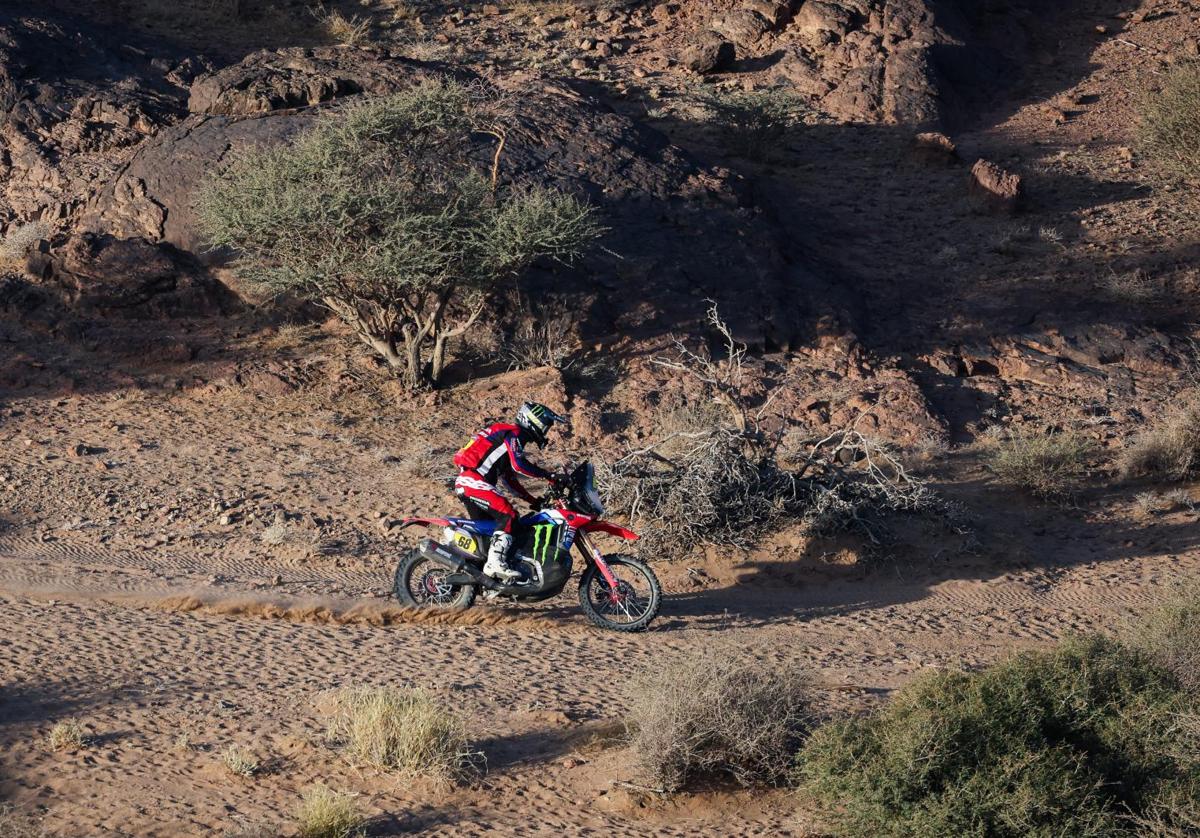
<box><xmin>582</xmin><ymin>520</ymin><xmax>639</xmax><ymax>541</ymax></box>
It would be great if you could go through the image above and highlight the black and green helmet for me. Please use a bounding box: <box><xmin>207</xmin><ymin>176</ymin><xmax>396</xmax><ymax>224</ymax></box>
<box><xmin>515</xmin><ymin>401</ymin><xmax>567</xmax><ymax>445</ymax></box>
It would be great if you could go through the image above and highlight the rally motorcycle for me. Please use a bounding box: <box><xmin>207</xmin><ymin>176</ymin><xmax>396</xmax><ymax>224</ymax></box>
<box><xmin>394</xmin><ymin>463</ymin><xmax>661</xmax><ymax>632</ymax></box>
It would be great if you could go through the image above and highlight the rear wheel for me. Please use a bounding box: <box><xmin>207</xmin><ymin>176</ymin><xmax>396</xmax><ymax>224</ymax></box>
<box><xmin>393</xmin><ymin>549</ymin><xmax>476</xmax><ymax>610</ymax></box>
<box><xmin>578</xmin><ymin>555</ymin><xmax>661</xmax><ymax>632</ymax></box>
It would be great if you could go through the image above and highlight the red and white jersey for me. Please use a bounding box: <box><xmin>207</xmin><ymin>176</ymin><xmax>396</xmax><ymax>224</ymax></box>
<box><xmin>453</xmin><ymin>422</ymin><xmax>553</xmax><ymax>500</ymax></box>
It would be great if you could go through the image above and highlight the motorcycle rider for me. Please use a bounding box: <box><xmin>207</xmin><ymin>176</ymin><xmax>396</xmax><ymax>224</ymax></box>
<box><xmin>452</xmin><ymin>402</ymin><xmax>568</xmax><ymax>582</ymax></box>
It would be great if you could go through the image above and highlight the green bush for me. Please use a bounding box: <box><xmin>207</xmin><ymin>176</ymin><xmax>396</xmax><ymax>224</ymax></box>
<box><xmin>700</xmin><ymin>88</ymin><xmax>805</xmax><ymax>162</ymax></box>
<box><xmin>198</xmin><ymin>78</ymin><xmax>600</xmax><ymax>389</ymax></box>
<box><xmin>795</xmin><ymin>636</ymin><xmax>1200</xmax><ymax>837</ymax></box>
<box><xmin>1139</xmin><ymin>62</ymin><xmax>1200</xmax><ymax>180</ymax></box>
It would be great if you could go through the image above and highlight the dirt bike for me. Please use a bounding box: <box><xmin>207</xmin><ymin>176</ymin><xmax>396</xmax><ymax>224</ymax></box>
<box><xmin>393</xmin><ymin>462</ymin><xmax>662</xmax><ymax>632</ymax></box>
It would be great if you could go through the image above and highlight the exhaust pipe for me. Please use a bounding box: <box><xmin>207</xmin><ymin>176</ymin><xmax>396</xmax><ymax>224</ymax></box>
<box><xmin>418</xmin><ymin>538</ymin><xmax>499</xmax><ymax>589</ymax></box>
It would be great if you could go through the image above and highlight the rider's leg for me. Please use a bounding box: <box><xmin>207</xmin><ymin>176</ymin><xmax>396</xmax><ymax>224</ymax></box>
<box><xmin>454</xmin><ymin>482</ymin><xmax>519</xmax><ymax>581</ymax></box>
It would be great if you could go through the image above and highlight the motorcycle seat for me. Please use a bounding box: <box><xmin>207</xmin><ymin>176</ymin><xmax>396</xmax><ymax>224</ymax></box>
<box><xmin>446</xmin><ymin>517</ymin><xmax>499</xmax><ymax>536</ymax></box>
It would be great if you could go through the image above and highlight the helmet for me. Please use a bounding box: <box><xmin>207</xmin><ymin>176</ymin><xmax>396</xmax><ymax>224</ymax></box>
<box><xmin>515</xmin><ymin>401</ymin><xmax>567</xmax><ymax>446</ymax></box>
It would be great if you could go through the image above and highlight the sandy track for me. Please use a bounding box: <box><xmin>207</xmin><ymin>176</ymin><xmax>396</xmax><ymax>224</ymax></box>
<box><xmin>2</xmin><ymin>522</ymin><xmax>1197</xmax><ymax>835</ymax></box>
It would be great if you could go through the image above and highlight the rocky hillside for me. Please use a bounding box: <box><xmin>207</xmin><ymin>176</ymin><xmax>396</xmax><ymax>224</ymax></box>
<box><xmin>0</xmin><ymin>0</ymin><xmax>1196</xmax><ymax>449</ymax></box>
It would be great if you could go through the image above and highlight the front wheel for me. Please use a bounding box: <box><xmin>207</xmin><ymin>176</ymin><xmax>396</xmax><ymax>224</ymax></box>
<box><xmin>578</xmin><ymin>555</ymin><xmax>661</xmax><ymax>632</ymax></box>
<box><xmin>393</xmin><ymin>548</ymin><xmax>477</xmax><ymax>610</ymax></box>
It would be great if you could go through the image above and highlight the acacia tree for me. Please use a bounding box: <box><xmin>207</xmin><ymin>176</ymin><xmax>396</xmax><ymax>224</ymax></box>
<box><xmin>197</xmin><ymin>78</ymin><xmax>601</xmax><ymax>388</ymax></box>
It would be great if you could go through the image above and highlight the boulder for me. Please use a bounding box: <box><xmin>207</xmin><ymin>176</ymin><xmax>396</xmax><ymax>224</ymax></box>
<box><xmin>968</xmin><ymin>159</ymin><xmax>1023</xmax><ymax>215</ymax></box>
<box><xmin>709</xmin><ymin>9</ymin><xmax>772</xmax><ymax>47</ymax></box>
<box><xmin>911</xmin><ymin>131</ymin><xmax>958</xmax><ymax>165</ymax></box>
<box><xmin>743</xmin><ymin>0</ymin><xmax>793</xmax><ymax>27</ymax></box>
<box><xmin>792</xmin><ymin>1</ymin><xmax>854</xmax><ymax>39</ymax></box>
<box><xmin>0</xmin><ymin>6</ymin><xmax>197</xmax><ymax>223</ymax></box>
<box><xmin>680</xmin><ymin>31</ymin><xmax>735</xmax><ymax>73</ymax></box>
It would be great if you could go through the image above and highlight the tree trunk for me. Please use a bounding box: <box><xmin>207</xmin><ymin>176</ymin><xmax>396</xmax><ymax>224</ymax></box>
<box><xmin>430</xmin><ymin>333</ymin><xmax>450</xmax><ymax>385</ymax></box>
<box><xmin>403</xmin><ymin>335</ymin><xmax>423</xmax><ymax>390</ymax></box>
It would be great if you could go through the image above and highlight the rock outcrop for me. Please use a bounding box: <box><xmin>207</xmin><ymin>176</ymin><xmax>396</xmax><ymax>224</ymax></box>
<box><xmin>0</xmin><ymin>6</ymin><xmax>200</xmax><ymax>225</ymax></box>
<box><xmin>665</xmin><ymin>0</ymin><xmax>1029</xmax><ymax>128</ymax></box>
<box><xmin>80</xmin><ymin>51</ymin><xmax>829</xmax><ymax>347</ymax></box>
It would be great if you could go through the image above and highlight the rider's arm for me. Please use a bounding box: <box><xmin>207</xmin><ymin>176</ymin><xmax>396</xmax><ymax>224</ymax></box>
<box><xmin>501</xmin><ymin>473</ymin><xmax>538</xmax><ymax>505</ymax></box>
<box><xmin>504</xmin><ymin>436</ymin><xmax>553</xmax><ymax>481</ymax></box>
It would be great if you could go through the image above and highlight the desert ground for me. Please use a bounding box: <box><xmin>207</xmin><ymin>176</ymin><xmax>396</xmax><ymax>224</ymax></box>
<box><xmin>1</xmin><ymin>0</ymin><xmax>1199</xmax><ymax>834</ymax></box>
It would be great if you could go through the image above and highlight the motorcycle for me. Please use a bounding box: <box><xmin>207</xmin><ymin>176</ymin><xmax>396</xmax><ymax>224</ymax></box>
<box><xmin>393</xmin><ymin>462</ymin><xmax>661</xmax><ymax>632</ymax></box>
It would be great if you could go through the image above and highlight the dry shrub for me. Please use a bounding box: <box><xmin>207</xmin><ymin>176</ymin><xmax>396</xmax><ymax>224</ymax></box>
<box><xmin>1128</xmin><ymin>584</ymin><xmax>1200</xmax><ymax>697</ymax></box>
<box><xmin>599</xmin><ymin>305</ymin><xmax>949</xmax><ymax>561</ymax></box>
<box><xmin>47</xmin><ymin>719</ymin><xmax>87</xmax><ymax>751</ymax></box>
<box><xmin>1103</xmin><ymin>268</ymin><xmax>1159</xmax><ymax>303</ymax></box>
<box><xmin>1121</xmin><ymin>391</ymin><xmax>1200</xmax><ymax>482</ymax></box>
<box><xmin>0</xmin><ymin>221</ymin><xmax>49</xmax><ymax>268</ymax></box>
<box><xmin>295</xmin><ymin>785</ymin><xmax>364</xmax><ymax>838</ymax></box>
<box><xmin>1139</xmin><ymin>61</ymin><xmax>1200</xmax><ymax>180</ymax></box>
<box><xmin>989</xmin><ymin>429</ymin><xmax>1094</xmax><ymax>500</ymax></box>
<box><xmin>626</xmin><ymin>643</ymin><xmax>812</xmax><ymax>792</ymax></box>
<box><xmin>326</xmin><ymin>687</ymin><xmax>472</xmax><ymax>782</ymax></box>
<box><xmin>700</xmin><ymin>88</ymin><xmax>805</xmax><ymax>162</ymax></box>
<box><xmin>0</xmin><ymin>806</ymin><xmax>46</xmax><ymax>838</ymax></box>
<box><xmin>797</xmin><ymin>635</ymin><xmax>1200</xmax><ymax>837</ymax></box>
<box><xmin>500</xmin><ymin>292</ymin><xmax>578</xmax><ymax>371</ymax></box>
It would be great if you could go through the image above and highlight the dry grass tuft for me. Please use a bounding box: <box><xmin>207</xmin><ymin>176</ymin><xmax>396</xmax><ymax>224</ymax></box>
<box><xmin>1139</xmin><ymin>61</ymin><xmax>1200</xmax><ymax>179</ymax></box>
<box><xmin>47</xmin><ymin>719</ymin><xmax>87</xmax><ymax>751</ymax></box>
<box><xmin>1134</xmin><ymin>488</ymin><xmax>1193</xmax><ymax>517</ymax></box>
<box><xmin>295</xmin><ymin>785</ymin><xmax>364</xmax><ymax>838</ymax></box>
<box><xmin>1120</xmin><ymin>391</ymin><xmax>1200</xmax><ymax>482</ymax></box>
<box><xmin>222</xmin><ymin>744</ymin><xmax>261</xmax><ymax>778</ymax></box>
<box><xmin>326</xmin><ymin>687</ymin><xmax>473</xmax><ymax>782</ymax></box>
<box><xmin>311</xmin><ymin>3</ymin><xmax>371</xmax><ymax>45</ymax></box>
<box><xmin>222</xmin><ymin>818</ymin><xmax>276</xmax><ymax>838</ymax></box>
<box><xmin>989</xmin><ymin>429</ymin><xmax>1093</xmax><ymax>500</ymax></box>
<box><xmin>1103</xmin><ymin>268</ymin><xmax>1158</xmax><ymax>302</ymax></box>
<box><xmin>626</xmin><ymin>643</ymin><xmax>812</xmax><ymax>792</ymax></box>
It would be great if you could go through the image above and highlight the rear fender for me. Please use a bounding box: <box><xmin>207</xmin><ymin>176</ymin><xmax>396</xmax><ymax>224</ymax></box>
<box><xmin>581</xmin><ymin>520</ymin><xmax>639</xmax><ymax>541</ymax></box>
<box><xmin>399</xmin><ymin>517</ymin><xmax>452</xmax><ymax>529</ymax></box>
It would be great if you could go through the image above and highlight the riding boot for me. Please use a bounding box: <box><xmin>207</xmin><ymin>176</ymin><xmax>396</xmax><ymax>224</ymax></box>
<box><xmin>482</xmin><ymin>532</ymin><xmax>519</xmax><ymax>582</ymax></box>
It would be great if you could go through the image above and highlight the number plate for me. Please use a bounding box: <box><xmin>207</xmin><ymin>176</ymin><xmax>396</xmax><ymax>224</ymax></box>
<box><xmin>454</xmin><ymin>532</ymin><xmax>477</xmax><ymax>553</ymax></box>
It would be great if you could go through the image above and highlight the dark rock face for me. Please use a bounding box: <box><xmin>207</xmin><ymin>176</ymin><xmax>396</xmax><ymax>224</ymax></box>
<box><xmin>81</xmin><ymin>112</ymin><xmax>315</xmax><ymax>253</ymax></box>
<box><xmin>187</xmin><ymin>46</ymin><xmax>428</xmax><ymax>115</ymax></box>
<box><xmin>0</xmin><ymin>6</ymin><xmax>201</xmax><ymax>224</ymax></box>
<box><xmin>46</xmin><ymin>234</ymin><xmax>234</xmax><ymax>317</ymax></box>
<box><xmin>766</xmin><ymin>0</ymin><xmax>1026</xmax><ymax>128</ymax></box>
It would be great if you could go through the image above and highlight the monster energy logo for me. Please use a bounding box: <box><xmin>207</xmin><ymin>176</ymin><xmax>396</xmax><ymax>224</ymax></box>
<box><xmin>530</xmin><ymin>523</ymin><xmax>560</xmax><ymax>562</ymax></box>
